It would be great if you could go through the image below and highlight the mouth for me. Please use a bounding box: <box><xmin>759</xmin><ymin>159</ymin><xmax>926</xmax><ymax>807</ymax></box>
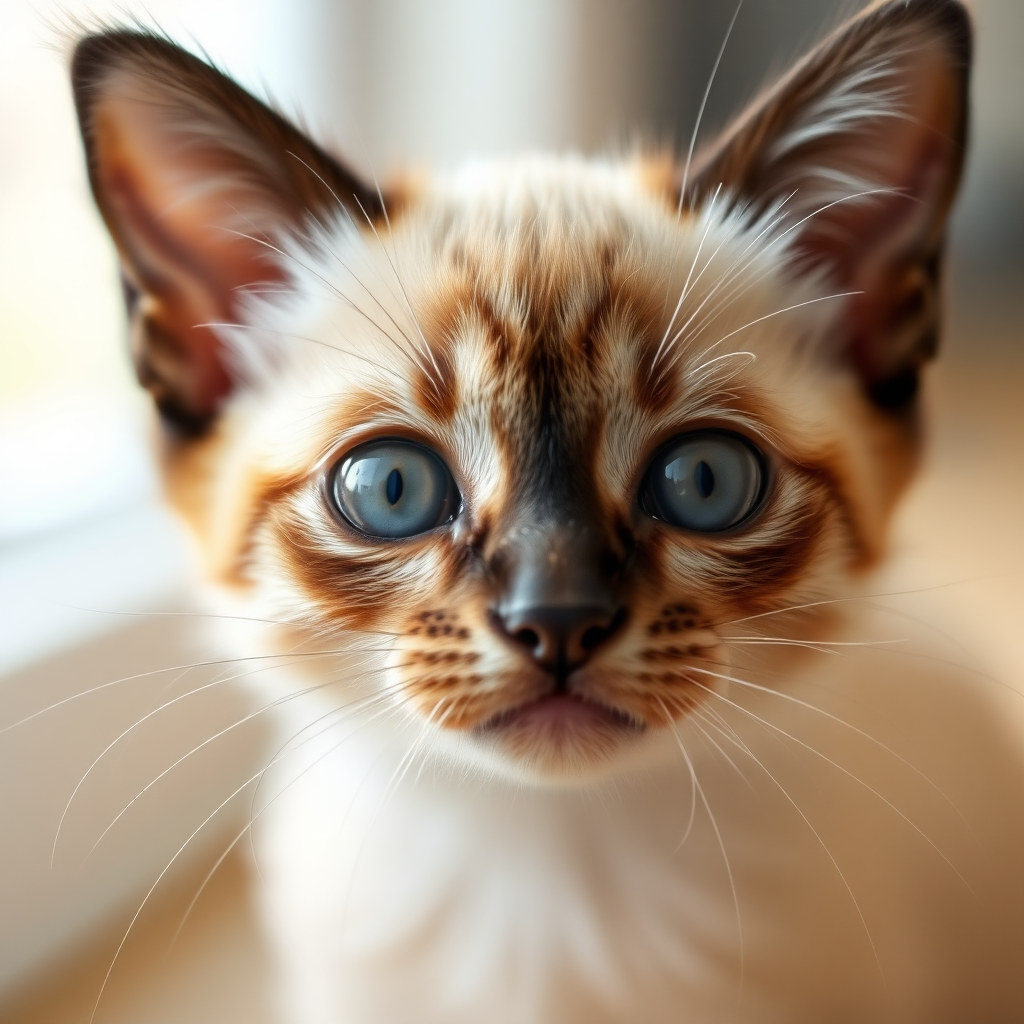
<box><xmin>479</xmin><ymin>691</ymin><xmax>644</xmax><ymax>736</ymax></box>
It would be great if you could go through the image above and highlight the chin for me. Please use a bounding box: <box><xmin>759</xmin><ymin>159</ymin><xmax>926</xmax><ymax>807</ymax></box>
<box><xmin>465</xmin><ymin>693</ymin><xmax>651</xmax><ymax>785</ymax></box>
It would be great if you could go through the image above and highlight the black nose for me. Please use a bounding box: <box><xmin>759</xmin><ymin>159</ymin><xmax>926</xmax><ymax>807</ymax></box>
<box><xmin>495</xmin><ymin>603</ymin><xmax>623</xmax><ymax>674</ymax></box>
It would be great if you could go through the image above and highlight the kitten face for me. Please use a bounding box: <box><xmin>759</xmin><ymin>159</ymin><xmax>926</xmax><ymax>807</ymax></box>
<box><xmin>72</xmin><ymin>2</ymin><xmax>971</xmax><ymax>781</ymax></box>
<box><xmin>214</xmin><ymin>162</ymin><xmax>894</xmax><ymax>779</ymax></box>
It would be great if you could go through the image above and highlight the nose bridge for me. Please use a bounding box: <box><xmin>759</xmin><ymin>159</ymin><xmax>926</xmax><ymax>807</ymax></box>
<box><xmin>487</xmin><ymin>358</ymin><xmax>626</xmax><ymax>671</ymax></box>
<box><xmin>490</xmin><ymin>510</ymin><xmax>626</xmax><ymax>674</ymax></box>
<box><xmin>496</xmin><ymin>517</ymin><xmax>616</xmax><ymax>616</ymax></box>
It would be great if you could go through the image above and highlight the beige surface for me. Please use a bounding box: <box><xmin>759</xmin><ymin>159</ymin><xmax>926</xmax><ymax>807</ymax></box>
<box><xmin>0</xmin><ymin>850</ymin><xmax>274</xmax><ymax>1024</ymax></box>
<box><xmin>2</xmin><ymin>295</ymin><xmax>1022</xmax><ymax>1024</ymax></box>
<box><xmin>897</xmin><ymin>297</ymin><xmax>1024</xmax><ymax>700</ymax></box>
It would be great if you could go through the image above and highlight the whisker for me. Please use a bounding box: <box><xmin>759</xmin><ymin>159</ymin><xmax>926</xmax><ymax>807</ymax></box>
<box><xmin>173</xmin><ymin>690</ymin><xmax>409</xmax><ymax>947</ymax></box>
<box><xmin>722</xmin><ymin>635</ymin><xmax>908</xmax><ymax>655</ymax></box>
<box><xmin>218</xmin><ymin>226</ymin><xmax>431</xmax><ymax>378</ymax></box>
<box><xmin>87</xmin><ymin>736</ymin><xmax>329</xmax><ymax>1024</ymax></box>
<box><xmin>683</xmin><ymin>684</ymin><xmax>884</xmax><ymax>980</ymax></box>
<box><xmin>684</xmin><ymin>654</ymin><xmax>974</xmax><ymax>832</ymax></box>
<box><xmin>656</xmin><ymin>184</ymin><xmax>723</xmax><ymax>365</ymax></box>
<box><xmin>16</xmin><ymin>602</ymin><xmax>404</xmax><ymax>639</ymax></box>
<box><xmin>82</xmin><ymin>670</ymin><xmax>410</xmax><ymax>866</ymax></box>
<box><xmin>673</xmin><ymin>290</ymin><xmax>861</xmax><ymax>368</ymax></box>
<box><xmin>52</xmin><ymin>645</ymin><xmax>399</xmax><ymax>866</ymax></box>
<box><xmin>246</xmin><ymin>677</ymin><xmax>413</xmax><ymax>884</ymax></box>
<box><xmin>655</xmin><ymin>694</ymin><xmax>745</xmax><ymax>1003</ymax></box>
<box><xmin>53</xmin><ymin>655</ymin><xmax>318</xmax><ymax>868</ymax></box>
<box><xmin>689</xmin><ymin>711</ymin><xmax>755</xmax><ymax>791</ymax></box>
<box><xmin>651</xmin><ymin>196</ymin><xmax>799</xmax><ymax>381</ymax></box>
<box><xmin>351</xmin><ymin>194</ymin><xmax>446</xmax><ymax>395</ymax></box>
<box><xmin>333</xmin><ymin>695</ymin><xmax>452</xmax><ymax>942</ymax></box>
<box><xmin>687</xmin><ymin>671</ymin><xmax>975</xmax><ymax>894</ymax></box>
<box><xmin>196</xmin><ymin>321</ymin><xmax>409</xmax><ymax>383</ymax></box>
<box><xmin>676</xmin><ymin>0</ymin><xmax>745</xmax><ymax>217</ymax></box>
<box><xmin>1</xmin><ymin>641</ymin><xmax>405</xmax><ymax>736</ymax></box>
<box><xmin>657</xmin><ymin>186</ymin><xmax>901</xmax><ymax>376</ymax></box>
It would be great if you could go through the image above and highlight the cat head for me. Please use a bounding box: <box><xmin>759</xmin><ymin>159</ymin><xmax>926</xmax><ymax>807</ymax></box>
<box><xmin>73</xmin><ymin>0</ymin><xmax>970</xmax><ymax>781</ymax></box>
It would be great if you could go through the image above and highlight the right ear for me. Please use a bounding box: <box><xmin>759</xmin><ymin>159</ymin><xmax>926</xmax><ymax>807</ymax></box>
<box><xmin>680</xmin><ymin>0</ymin><xmax>970</xmax><ymax>409</ymax></box>
<box><xmin>73</xmin><ymin>31</ymin><xmax>384</xmax><ymax>432</ymax></box>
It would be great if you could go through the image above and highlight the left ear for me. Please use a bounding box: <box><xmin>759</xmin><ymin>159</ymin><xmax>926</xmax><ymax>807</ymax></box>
<box><xmin>72</xmin><ymin>31</ymin><xmax>385</xmax><ymax>433</ymax></box>
<box><xmin>686</xmin><ymin>0</ymin><xmax>971</xmax><ymax>408</ymax></box>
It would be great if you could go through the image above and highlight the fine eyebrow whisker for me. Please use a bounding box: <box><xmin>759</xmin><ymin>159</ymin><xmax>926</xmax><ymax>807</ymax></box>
<box><xmin>668</xmin><ymin>290</ymin><xmax>862</xmax><ymax>378</ymax></box>
<box><xmin>655</xmin><ymin>183</ymin><xmax>724</xmax><ymax>367</ymax></box>
<box><xmin>217</xmin><ymin>225</ymin><xmax>432</xmax><ymax>379</ymax></box>
<box><xmin>285</xmin><ymin>188</ymin><xmax>430</xmax><ymax>370</ymax></box>
<box><xmin>650</xmin><ymin>192</ymin><xmax>799</xmax><ymax>384</ymax></box>
<box><xmin>657</xmin><ymin>185</ymin><xmax>901</xmax><ymax>378</ymax></box>
<box><xmin>351</xmin><ymin>193</ymin><xmax>447</xmax><ymax>399</ymax></box>
<box><xmin>676</xmin><ymin>0</ymin><xmax>745</xmax><ymax>218</ymax></box>
<box><xmin>661</xmin><ymin>279</ymin><xmax>860</xmax><ymax>383</ymax></box>
<box><xmin>684</xmin><ymin>350</ymin><xmax>758</xmax><ymax>389</ymax></box>
<box><xmin>196</xmin><ymin>321</ymin><xmax>409</xmax><ymax>383</ymax></box>
<box><xmin>662</xmin><ymin>189</ymin><xmax>798</xmax><ymax>354</ymax></box>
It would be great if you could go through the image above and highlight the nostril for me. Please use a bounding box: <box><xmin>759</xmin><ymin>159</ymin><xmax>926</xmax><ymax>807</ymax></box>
<box><xmin>513</xmin><ymin>627</ymin><xmax>541</xmax><ymax>651</ymax></box>
<box><xmin>493</xmin><ymin>604</ymin><xmax>628</xmax><ymax>671</ymax></box>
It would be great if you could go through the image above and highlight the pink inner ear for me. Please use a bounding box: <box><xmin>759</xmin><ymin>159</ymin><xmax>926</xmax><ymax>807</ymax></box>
<box><xmin>794</xmin><ymin>40</ymin><xmax>962</xmax><ymax>264</ymax></box>
<box><xmin>778</xmin><ymin>36</ymin><xmax>966</xmax><ymax>388</ymax></box>
<box><xmin>91</xmin><ymin>94</ymin><xmax>288</xmax><ymax>419</ymax></box>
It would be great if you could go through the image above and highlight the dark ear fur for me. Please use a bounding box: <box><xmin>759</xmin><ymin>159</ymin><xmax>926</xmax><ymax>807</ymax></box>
<box><xmin>72</xmin><ymin>31</ymin><xmax>384</xmax><ymax>432</ymax></box>
<box><xmin>685</xmin><ymin>0</ymin><xmax>971</xmax><ymax>409</ymax></box>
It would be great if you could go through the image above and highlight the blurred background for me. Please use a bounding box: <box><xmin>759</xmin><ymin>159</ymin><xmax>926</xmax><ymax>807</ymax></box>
<box><xmin>1</xmin><ymin>1</ymin><xmax>1021</xmax><ymax>1020</ymax></box>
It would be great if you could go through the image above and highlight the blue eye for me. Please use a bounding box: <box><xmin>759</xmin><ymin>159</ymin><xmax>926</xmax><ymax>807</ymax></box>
<box><xmin>641</xmin><ymin>431</ymin><xmax>765</xmax><ymax>532</ymax></box>
<box><xmin>331</xmin><ymin>440</ymin><xmax>460</xmax><ymax>538</ymax></box>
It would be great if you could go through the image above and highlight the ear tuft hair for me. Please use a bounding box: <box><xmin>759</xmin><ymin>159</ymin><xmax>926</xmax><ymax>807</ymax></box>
<box><xmin>684</xmin><ymin>0</ymin><xmax>971</xmax><ymax>409</ymax></box>
<box><xmin>73</xmin><ymin>31</ymin><xmax>384</xmax><ymax>432</ymax></box>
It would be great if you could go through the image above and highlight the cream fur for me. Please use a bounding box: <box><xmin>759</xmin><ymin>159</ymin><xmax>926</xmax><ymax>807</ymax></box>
<box><xmin>192</xmin><ymin>160</ymin><xmax>1024</xmax><ymax>1022</ymax></box>
<box><xmin>71</xmin><ymin>6</ymin><xmax>1024</xmax><ymax>1019</ymax></box>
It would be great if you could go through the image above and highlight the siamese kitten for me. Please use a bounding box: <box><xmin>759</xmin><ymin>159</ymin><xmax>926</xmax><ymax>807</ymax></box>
<box><xmin>72</xmin><ymin>1</ymin><xmax>1024</xmax><ymax>1020</ymax></box>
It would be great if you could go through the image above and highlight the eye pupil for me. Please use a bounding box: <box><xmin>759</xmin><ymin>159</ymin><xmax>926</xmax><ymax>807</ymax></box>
<box><xmin>386</xmin><ymin>468</ymin><xmax>404</xmax><ymax>505</ymax></box>
<box><xmin>332</xmin><ymin>440</ymin><xmax>459</xmax><ymax>539</ymax></box>
<box><xmin>695</xmin><ymin>460</ymin><xmax>714</xmax><ymax>498</ymax></box>
<box><xmin>642</xmin><ymin>431</ymin><xmax>764</xmax><ymax>532</ymax></box>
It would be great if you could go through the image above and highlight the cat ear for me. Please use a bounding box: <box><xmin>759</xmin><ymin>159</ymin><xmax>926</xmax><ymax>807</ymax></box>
<box><xmin>685</xmin><ymin>0</ymin><xmax>971</xmax><ymax>408</ymax></box>
<box><xmin>72</xmin><ymin>31</ymin><xmax>384</xmax><ymax>432</ymax></box>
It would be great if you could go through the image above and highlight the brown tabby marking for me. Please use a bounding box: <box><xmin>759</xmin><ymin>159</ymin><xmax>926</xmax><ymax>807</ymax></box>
<box><xmin>73</xmin><ymin>1</ymin><xmax>971</xmax><ymax>775</ymax></box>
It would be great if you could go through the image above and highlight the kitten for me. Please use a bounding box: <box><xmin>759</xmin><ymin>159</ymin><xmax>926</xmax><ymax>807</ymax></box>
<box><xmin>72</xmin><ymin>1</ymin><xmax>1024</xmax><ymax>1021</ymax></box>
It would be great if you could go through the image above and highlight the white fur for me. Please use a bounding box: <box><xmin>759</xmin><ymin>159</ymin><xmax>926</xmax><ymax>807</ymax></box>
<box><xmin>195</xmin><ymin>160</ymin><xmax>1024</xmax><ymax>1021</ymax></box>
<box><xmin>246</xmin><ymin>597</ymin><xmax>1024</xmax><ymax>1023</ymax></box>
